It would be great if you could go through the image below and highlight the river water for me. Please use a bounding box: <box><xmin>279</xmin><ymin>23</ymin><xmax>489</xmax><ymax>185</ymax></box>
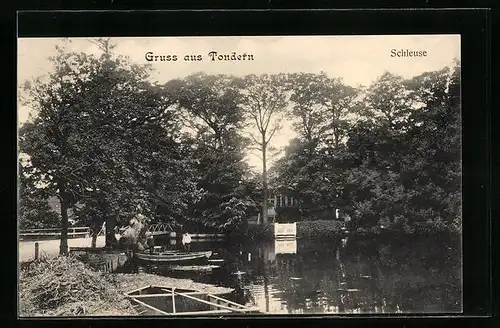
<box><xmin>122</xmin><ymin>234</ymin><xmax>461</xmax><ymax>315</ymax></box>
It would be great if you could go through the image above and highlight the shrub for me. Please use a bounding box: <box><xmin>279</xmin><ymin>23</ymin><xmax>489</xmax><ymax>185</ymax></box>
<box><xmin>296</xmin><ymin>220</ymin><xmax>344</xmax><ymax>239</ymax></box>
<box><xmin>228</xmin><ymin>223</ymin><xmax>274</xmax><ymax>240</ymax></box>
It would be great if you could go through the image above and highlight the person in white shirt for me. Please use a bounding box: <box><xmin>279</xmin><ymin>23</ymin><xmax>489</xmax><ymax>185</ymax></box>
<box><xmin>181</xmin><ymin>232</ymin><xmax>192</xmax><ymax>251</ymax></box>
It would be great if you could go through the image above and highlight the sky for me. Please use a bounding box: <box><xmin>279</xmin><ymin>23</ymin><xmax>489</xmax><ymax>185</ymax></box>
<box><xmin>18</xmin><ymin>35</ymin><xmax>461</xmax><ymax>171</ymax></box>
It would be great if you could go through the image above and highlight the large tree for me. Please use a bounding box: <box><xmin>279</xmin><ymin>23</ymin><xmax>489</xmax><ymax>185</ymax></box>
<box><xmin>401</xmin><ymin>63</ymin><xmax>461</xmax><ymax>232</ymax></box>
<box><xmin>287</xmin><ymin>72</ymin><xmax>330</xmax><ymax>153</ymax></box>
<box><xmin>19</xmin><ymin>45</ymin><xmax>104</xmax><ymax>254</ymax></box>
<box><xmin>342</xmin><ymin>64</ymin><xmax>461</xmax><ymax>233</ymax></box>
<box><xmin>273</xmin><ymin>73</ymin><xmax>358</xmax><ymax>218</ymax></box>
<box><xmin>271</xmin><ymin>64</ymin><xmax>461</xmax><ymax>233</ymax></box>
<box><xmin>18</xmin><ymin>40</ymin><xmax>196</xmax><ymax>252</ymax></box>
<box><xmin>241</xmin><ymin>74</ymin><xmax>289</xmax><ymax>224</ymax></box>
<box><xmin>166</xmin><ymin>73</ymin><xmax>256</xmax><ymax>229</ymax></box>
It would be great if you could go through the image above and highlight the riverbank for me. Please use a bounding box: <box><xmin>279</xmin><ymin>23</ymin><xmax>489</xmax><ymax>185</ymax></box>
<box><xmin>237</xmin><ymin>220</ymin><xmax>460</xmax><ymax>241</ymax></box>
<box><xmin>19</xmin><ymin>255</ymin><xmax>233</xmax><ymax>317</ymax></box>
<box><xmin>234</xmin><ymin>220</ymin><xmax>346</xmax><ymax>240</ymax></box>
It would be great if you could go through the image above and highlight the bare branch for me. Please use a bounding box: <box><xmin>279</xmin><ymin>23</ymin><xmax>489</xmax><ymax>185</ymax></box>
<box><xmin>248</xmin><ymin>133</ymin><xmax>262</xmax><ymax>146</ymax></box>
<box><xmin>247</xmin><ymin>146</ymin><xmax>263</xmax><ymax>152</ymax></box>
<box><xmin>265</xmin><ymin>124</ymin><xmax>280</xmax><ymax>145</ymax></box>
<box><xmin>248</xmin><ymin>152</ymin><xmax>263</xmax><ymax>161</ymax></box>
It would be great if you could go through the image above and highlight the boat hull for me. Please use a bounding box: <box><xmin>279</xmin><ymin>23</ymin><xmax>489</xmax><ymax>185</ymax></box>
<box><xmin>134</xmin><ymin>251</ymin><xmax>212</xmax><ymax>264</ymax></box>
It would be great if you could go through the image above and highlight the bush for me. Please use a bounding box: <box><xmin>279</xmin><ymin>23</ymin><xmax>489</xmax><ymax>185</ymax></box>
<box><xmin>230</xmin><ymin>220</ymin><xmax>345</xmax><ymax>240</ymax></box>
<box><xmin>19</xmin><ymin>255</ymin><xmax>135</xmax><ymax>316</ymax></box>
<box><xmin>296</xmin><ymin>220</ymin><xmax>344</xmax><ymax>239</ymax></box>
<box><xmin>275</xmin><ymin>207</ymin><xmax>301</xmax><ymax>222</ymax></box>
<box><xmin>228</xmin><ymin>223</ymin><xmax>274</xmax><ymax>240</ymax></box>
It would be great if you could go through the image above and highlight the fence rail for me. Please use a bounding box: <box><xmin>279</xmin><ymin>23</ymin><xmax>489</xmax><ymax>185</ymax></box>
<box><xmin>274</xmin><ymin>222</ymin><xmax>297</xmax><ymax>238</ymax></box>
<box><xmin>19</xmin><ymin>227</ymin><xmax>91</xmax><ymax>240</ymax></box>
<box><xmin>147</xmin><ymin>223</ymin><xmax>174</xmax><ymax>236</ymax></box>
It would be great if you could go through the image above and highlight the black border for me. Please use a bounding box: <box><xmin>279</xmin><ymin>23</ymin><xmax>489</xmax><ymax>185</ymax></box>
<box><xmin>14</xmin><ymin>9</ymin><xmax>492</xmax><ymax>37</ymax></box>
<box><xmin>11</xmin><ymin>8</ymin><xmax>493</xmax><ymax>328</ymax></box>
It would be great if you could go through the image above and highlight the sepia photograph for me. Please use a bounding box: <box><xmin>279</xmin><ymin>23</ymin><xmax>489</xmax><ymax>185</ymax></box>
<box><xmin>17</xmin><ymin>35</ymin><xmax>462</xmax><ymax>317</ymax></box>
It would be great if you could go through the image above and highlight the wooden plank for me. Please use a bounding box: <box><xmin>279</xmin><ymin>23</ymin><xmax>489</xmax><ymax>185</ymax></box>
<box><xmin>124</xmin><ymin>285</ymin><xmax>150</xmax><ymax>296</ymax></box>
<box><xmin>34</xmin><ymin>242</ymin><xmax>39</xmax><ymax>260</ymax></box>
<box><xmin>129</xmin><ymin>298</ymin><xmax>171</xmax><ymax>315</ymax></box>
<box><xmin>128</xmin><ymin>293</ymin><xmax>176</xmax><ymax>298</ymax></box>
<box><xmin>177</xmin><ymin>309</ymin><xmax>231</xmax><ymax>315</ymax></box>
<box><xmin>158</xmin><ymin>288</ymin><xmax>207</xmax><ymax>296</ymax></box>
<box><xmin>171</xmin><ymin>288</ymin><xmax>176</xmax><ymax>314</ymax></box>
<box><xmin>206</xmin><ymin>293</ymin><xmax>250</xmax><ymax>308</ymax></box>
<box><xmin>177</xmin><ymin>293</ymin><xmax>249</xmax><ymax>313</ymax></box>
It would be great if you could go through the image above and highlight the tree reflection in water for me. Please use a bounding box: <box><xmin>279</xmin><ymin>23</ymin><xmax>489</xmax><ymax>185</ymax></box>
<box><xmin>146</xmin><ymin>234</ymin><xmax>461</xmax><ymax>314</ymax></box>
<box><xmin>234</xmin><ymin>234</ymin><xmax>459</xmax><ymax>314</ymax></box>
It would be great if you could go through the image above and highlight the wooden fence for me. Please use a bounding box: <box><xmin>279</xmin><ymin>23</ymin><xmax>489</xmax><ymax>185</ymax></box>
<box><xmin>19</xmin><ymin>227</ymin><xmax>91</xmax><ymax>241</ymax></box>
<box><xmin>274</xmin><ymin>222</ymin><xmax>297</xmax><ymax>238</ymax></box>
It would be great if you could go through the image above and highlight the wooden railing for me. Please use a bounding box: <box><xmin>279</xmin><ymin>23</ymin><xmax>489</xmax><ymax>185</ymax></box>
<box><xmin>19</xmin><ymin>227</ymin><xmax>91</xmax><ymax>240</ymax></box>
<box><xmin>147</xmin><ymin>223</ymin><xmax>174</xmax><ymax>236</ymax></box>
<box><xmin>274</xmin><ymin>222</ymin><xmax>297</xmax><ymax>238</ymax></box>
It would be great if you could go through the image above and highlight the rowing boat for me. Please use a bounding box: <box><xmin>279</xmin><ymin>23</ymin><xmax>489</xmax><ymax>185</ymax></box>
<box><xmin>125</xmin><ymin>285</ymin><xmax>260</xmax><ymax>316</ymax></box>
<box><xmin>134</xmin><ymin>250</ymin><xmax>212</xmax><ymax>264</ymax></box>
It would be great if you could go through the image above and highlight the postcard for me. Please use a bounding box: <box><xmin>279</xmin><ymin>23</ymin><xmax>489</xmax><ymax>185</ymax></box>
<box><xmin>18</xmin><ymin>35</ymin><xmax>462</xmax><ymax>317</ymax></box>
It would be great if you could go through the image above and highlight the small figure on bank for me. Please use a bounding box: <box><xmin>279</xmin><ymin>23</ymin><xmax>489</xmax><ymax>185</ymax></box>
<box><xmin>181</xmin><ymin>232</ymin><xmax>192</xmax><ymax>251</ymax></box>
<box><xmin>344</xmin><ymin>212</ymin><xmax>353</xmax><ymax>232</ymax></box>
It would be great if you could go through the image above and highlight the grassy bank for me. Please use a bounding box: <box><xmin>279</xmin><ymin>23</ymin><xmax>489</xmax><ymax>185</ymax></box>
<box><xmin>19</xmin><ymin>255</ymin><xmax>233</xmax><ymax>317</ymax></box>
<box><xmin>238</xmin><ymin>219</ymin><xmax>460</xmax><ymax>240</ymax></box>
<box><xmin>297</xmin><ymin>220</ymin><xmax>345</xmax><ymax>239</ymax></box>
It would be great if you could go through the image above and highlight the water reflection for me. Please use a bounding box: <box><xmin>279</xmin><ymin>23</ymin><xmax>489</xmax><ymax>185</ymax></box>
<box><xmin>133</xmin><ymin>234</ymin><xmax>461</xmax><ymax>314</ymax></box>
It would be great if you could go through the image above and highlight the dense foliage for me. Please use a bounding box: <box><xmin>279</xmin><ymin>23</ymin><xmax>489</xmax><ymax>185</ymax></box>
<box><xmin>18</xmin><ymin>39</ymin><xmax>461</xmax><ymax>252</ymax></box>
<box><xmin>274</xmin><ymin>64</ymin><xmax>461</xmax><ymax>234</ymax></box>
<box><xmin>18</xmin><ymin>155</ymin><xmax>60</xmax><ymax>230</ymax></box>
<box><xmin>165</xmin><ymin>73</ymin><xmax>257</xmax><ymax>229</ymax></box>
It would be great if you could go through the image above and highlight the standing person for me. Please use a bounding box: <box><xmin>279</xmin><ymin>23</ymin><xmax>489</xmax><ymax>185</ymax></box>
<box><xmin>181</xmin><ymin>232</ymin><xmax>192</xmax><ymax>251</ymax></box>
<box><xmin>145</xmin><ymin>232</ymin><xmax>154</xmax><ymax>254</ymax></box>
<box><xmin>344</xmin><ymin>212</ymin><xmax>352</xmax><ymax>232</ymax></box>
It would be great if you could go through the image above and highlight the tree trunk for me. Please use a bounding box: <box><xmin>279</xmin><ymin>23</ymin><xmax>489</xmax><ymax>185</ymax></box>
<box><xmin>90</xmin><ymin>217</ymin><xmax>103</xmax><ymax>248</ymax></box>
<box><xmin>333</xmin><ymin>122</ymin><xmax>340</xmax><ymax>149</ymax></box>
<box><xmin>91</xmin><ymin>232</ymin><xmax>98</xmax><ymax>248</ymax></box>
<box><xmin>58</xmin><ymin>185</ymin><xmax>69</xmax><ymax>256</ymax></box>
<box><xmin>262</xmin><ymin>137</ymin><xmax>268</xmax><ymax>225</ymax></box>
<box><xmin>105</xmin><ymin>216</ymin><xmax>118</xmax><ymax>248</ymax></box>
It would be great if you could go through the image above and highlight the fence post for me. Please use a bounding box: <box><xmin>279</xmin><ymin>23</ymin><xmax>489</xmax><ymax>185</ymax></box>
<box><xmin>34</xmin><ymin>242</ymin><xmax>39</xmax><ymax>260</ymax></box>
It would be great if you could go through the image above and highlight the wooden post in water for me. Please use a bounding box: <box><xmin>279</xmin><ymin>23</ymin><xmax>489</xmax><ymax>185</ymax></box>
<box><xmin>34</xmin><ymin>242</ymin><xmax>39</xmax><ymax>260</ymax></box>
<box><xmin>172</xmin><ymin>288</ymin><xmax>176</xmax><ymax>314</ymax></box>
